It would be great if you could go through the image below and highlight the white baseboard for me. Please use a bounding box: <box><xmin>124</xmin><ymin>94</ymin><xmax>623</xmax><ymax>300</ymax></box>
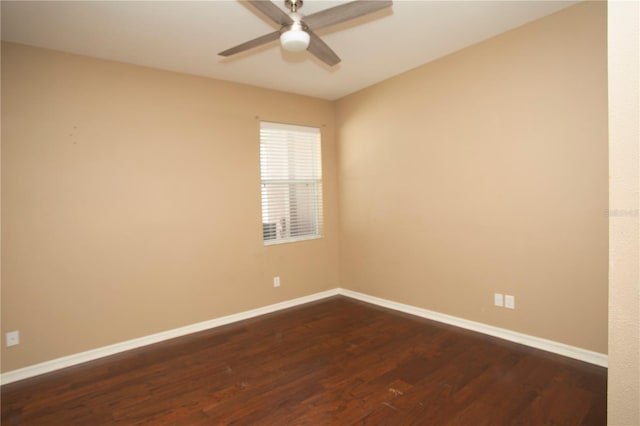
<box><xmin>337</xmin><ymin>288</ymin><xmax>608</xmax><ymax>368</ymax></box>
<box><xmin>1</xmin><ymin>287</ymin><xmax>607</xmax><ymax>385</ymax></box>
<box><xmin>0</xmin><ymin>289</ymin><xmax>340</xmax><ymax>385</ymax></box>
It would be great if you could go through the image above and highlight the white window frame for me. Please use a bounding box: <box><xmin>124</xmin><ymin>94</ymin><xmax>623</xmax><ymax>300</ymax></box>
<box><xmin>260</xmin><ymin>121</ymin><xmax>323</xmax><ymax>245</ymax></box>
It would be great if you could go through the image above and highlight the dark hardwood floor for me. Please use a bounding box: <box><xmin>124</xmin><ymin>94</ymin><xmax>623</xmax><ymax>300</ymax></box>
<box><xmin>1</xmin><ymin>296</ymin><xmax>607</xmax><ymax>425</ymax></box>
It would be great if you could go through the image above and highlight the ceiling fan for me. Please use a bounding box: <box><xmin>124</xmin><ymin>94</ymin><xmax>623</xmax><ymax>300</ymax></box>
<box><xmin>219</xmin><ymin>0</ymin><xmax>393</xmax><ymax>66</ymax></box>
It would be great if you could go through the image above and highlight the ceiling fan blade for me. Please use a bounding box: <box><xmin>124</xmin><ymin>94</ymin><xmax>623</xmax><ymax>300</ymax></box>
<box><xmin>248</xmin><ymin>0</ymin><xmax>293</xmax><ymax>26</ymax></box>
<box><xmin>307</xmin><ymin>31</ymin><xmax>340</xmax><ymax>66</ymax></box>
<box><xmin>303</xmin><ymin>0</ymin><xmax>392</xmax><ymax>31</ymax></box>
<box><xmin>219</xmin><ymin>31</ymin><xmax>281</xmax><ymax>57</ymax></box>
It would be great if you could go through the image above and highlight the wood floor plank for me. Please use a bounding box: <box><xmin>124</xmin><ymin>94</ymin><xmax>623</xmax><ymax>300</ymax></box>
<box><xmin>1</xmin><ymin>296</ymin><xmax>607</xmax><ymax>425</ymax></box>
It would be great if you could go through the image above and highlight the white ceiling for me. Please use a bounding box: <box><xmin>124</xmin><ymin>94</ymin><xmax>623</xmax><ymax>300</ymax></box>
<box><xmin>1</xmin><ymin>1</ymin><xmax>578</xmax><ymax>100</ymax></box>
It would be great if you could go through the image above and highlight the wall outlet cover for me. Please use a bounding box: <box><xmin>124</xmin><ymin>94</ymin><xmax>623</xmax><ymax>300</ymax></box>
<box><xmin>6</xmin><ymin>331</ymin><xmax>20</xmax><ymax>347</ymax></box>
<box><xmin>505</xmin><ymin>295</ymin><xmax>515</xmax><ymax>309</ymax></box>
<box><xmin>494</xmin><ymin>293</ymin><xmax>504</xmax><ymax>307</ymax></box>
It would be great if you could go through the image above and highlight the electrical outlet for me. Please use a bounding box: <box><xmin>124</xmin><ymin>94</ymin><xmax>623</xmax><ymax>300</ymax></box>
<box><xmin>494</xmin><ymin>293</ymin><xmax>504</xmax><ymax>307</ymax></box>
<box><xmin>273</xmin><ymin>276</ymin><xmax>280</xmax><ymax>288</ymax></box>
<box><xmin>505</xmin><ymin>295</ymin><xmax>515</xmax><ymax>309</ymax></box>
<box><xmin>6</xmin><ymin>331</ymin><xmax>19</xmax><ymax>347</ymax></box>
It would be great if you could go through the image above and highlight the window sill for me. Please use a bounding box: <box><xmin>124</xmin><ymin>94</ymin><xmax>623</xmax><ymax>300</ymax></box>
<box><xmin>263</xmin><ymin>235</ymin><xmax>322</xmax><ymax>246</ymax></box>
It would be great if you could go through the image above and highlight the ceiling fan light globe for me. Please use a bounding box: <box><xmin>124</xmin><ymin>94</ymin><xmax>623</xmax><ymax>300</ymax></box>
<box><xmin>280</xmin><ymin>29</ymin><xmax>310</xmax><ymax>52</ymax></box>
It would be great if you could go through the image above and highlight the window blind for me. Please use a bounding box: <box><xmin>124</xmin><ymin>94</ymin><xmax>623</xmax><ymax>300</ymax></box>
<box><xmin>260</xmin><ymin>121</ymin><xmax>323</xmax><ymax>245</ymax></box>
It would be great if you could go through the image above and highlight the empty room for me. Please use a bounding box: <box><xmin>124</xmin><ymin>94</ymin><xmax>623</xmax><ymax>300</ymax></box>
<box><xmin>1</xmin><ymin>0</ymin><xmax>638</xmax><ymax>424</ymax></box>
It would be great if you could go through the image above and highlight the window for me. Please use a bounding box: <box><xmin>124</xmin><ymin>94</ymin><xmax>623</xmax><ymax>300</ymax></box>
<box><xmin>260</xmin><ymin>121</ymin><xmax>323</xmax><ymax>245</ymax></box>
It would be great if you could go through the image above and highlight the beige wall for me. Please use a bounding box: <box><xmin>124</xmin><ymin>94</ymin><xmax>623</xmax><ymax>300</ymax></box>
<box><xmin>608</xmin><ymin>0</ymin><xmax>640</xmax><ymax>423</ymax></box>
<box><xmin>336</xmin><ymin>2</ymin><xmax>608</xmax><ymax>353</ymax></box>
<box><xmin>1</xmin><ymin>42</ymin><xmax>340</xmax><ymax>372</ymax></box>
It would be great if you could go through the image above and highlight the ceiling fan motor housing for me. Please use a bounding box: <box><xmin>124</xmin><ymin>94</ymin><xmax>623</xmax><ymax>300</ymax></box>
<box><xmin>280</xmin><ymin>13</ymin><xmax>310</xmax><ymax>52</ymax></box>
